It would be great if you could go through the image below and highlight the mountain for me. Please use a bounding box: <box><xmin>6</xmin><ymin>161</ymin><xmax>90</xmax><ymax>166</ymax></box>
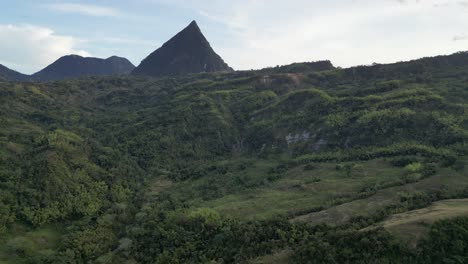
<box><xmin>0</xmin><ymin>64</ymin><xmax>29</xmax><ymax>81</ymax></box>
<box><xmin>32</xmin><ymin>55</ymin><xmax>135</xmax><ymax>81</ymax></box>
<box><xmin>132</xmin><ymin>20</ymin><xmax>233</xmax><ymax>77</ymax></box>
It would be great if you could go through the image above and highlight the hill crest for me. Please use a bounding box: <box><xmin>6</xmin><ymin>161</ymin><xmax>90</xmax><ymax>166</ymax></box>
<box><xmin>31</xmin><ymin>55</ymin><xmax>135</xmax><ymax>81</ymax></box>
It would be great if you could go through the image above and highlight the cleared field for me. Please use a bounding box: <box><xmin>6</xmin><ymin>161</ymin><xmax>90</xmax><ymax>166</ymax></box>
<box><xmin>377</xmin><ymin>199</ymin><xmax>468</xmax><ymax>247</ymax></box>
<box><xmin>197</xmin><ymin>159</ymin><xmax>406</xmax><ymax>219</ymax></box>
<box><xmin>245</xmin><ymin>198</ymin><xmax>468</xmax><ymax>263</ymax></box>
<box><xmin>249</xmin><ymin>250</ymin><xmax>292</xmax><ymax>264</ymax></box>
<box><xmin>291</xmin><ymin>164</ymin><xmax>468</xmax><ymax>225</ymax></box>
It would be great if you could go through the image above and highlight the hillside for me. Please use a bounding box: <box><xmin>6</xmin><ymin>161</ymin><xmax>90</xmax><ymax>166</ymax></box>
<box><xmin>0</xmin><ymin>64</ymin><xmax>29</xmax><ymax>81</ymax></box>
<box><xmin>31</xmin><ymin>55</ymin><xmax>135</xmax><ymax>81</ymax></box>
<box><xmin>0</xmin><ymin>52</ymin><xmax>467</xmax><ymax>263</ymax></box>
<box><xmin>132</xmin><ymin>20</ymin><xmax>233</xmax><ymax>77</ymax></box>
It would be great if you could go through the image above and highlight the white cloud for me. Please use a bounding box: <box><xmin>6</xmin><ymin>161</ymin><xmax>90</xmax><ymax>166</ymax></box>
<box><xmin>45</xmin><ymin>3</ymin><xmax>120</xmax><ymax>17</ymax></box>
<box><xmin>189</xmin><ymin>0</ymin><xmax>468</xmax><ymax>69</ymax></box>
<box><xmin>458</xmin><ymin>1</ymin><xmax>468</xmax><ymax>7</ymax></box>
<box><xmin>453</xmin><ymin>34</ymin><xmax>468</xmax><ymax>41</ymax></box>
<box><xmin>0</xmin><ymin>24</ymin><xmax>90</xmax><ymax>74</ymax></box>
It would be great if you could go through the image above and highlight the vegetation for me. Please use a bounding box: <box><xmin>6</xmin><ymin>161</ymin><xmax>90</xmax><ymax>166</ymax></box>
<box><xmin>0</xmin><ymin>52</ymin><xmax>468</xmax><ymax>263</ymax></box>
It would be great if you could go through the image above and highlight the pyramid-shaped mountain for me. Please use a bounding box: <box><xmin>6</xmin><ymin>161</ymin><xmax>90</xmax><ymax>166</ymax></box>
<box><xmin>132</xmin><ymin>21</ymin><xmax>233</xmax><ymax>77</ymax></box>
<box><xmin>32</xmin><ymin>55</ymin><xmax>135</xmax><ymax>81</ymax></box>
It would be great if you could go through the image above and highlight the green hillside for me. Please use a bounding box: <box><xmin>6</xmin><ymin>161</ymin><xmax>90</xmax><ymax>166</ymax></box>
<box><xmin>0</xmin><ymin>52</ymin><xmax>467</xmax><ymax>263</ymax></box>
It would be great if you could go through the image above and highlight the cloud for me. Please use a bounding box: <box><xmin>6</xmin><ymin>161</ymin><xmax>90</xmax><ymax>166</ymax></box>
<box><xmin>459</xmin><ymin>1</ymin><xmax>468</xmax><ymax>7</ymax></box>
<box><xmin>453</xmin><ymin>34</ymin><xmax>468</xmax><ymax>41</ymax></box>
<box><xmin>0</xmin><ymin>24</ymin><xmax>90</xmax><ymax>74</ymax></box>
<box><xmin>432</xmin><ymin>0</ymin><xmax>468</xmax><ymax>7</ymax></box>
<box><xmin>45</xmin><ymin>3</ymin><xmax>120</xmax><ymax>17</ymax></box>
<box><xmin>187</xmin><ymin>0</ymin><xmax>468</xmax><ymax>70</ymax></box>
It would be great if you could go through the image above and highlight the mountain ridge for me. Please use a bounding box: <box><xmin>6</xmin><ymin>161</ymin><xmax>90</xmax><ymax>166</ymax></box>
<box><xmin>132</xmin><ymin>20</ymin><xmax>233</xmax><ymax>77</ymax></box>
<box><xmin>0</xmin><ymin>55</ymin><xmax>135</xmax><ymax>82</ymax></box>
<box><xmin>0</xmin><ymin>63</ymin><xmax>29</xmax><ymax>81</ymax></box>
<box><xmin>31</xmin><ymin>54</ymin><xmax>135</xmax><ymax>81</ymax></box>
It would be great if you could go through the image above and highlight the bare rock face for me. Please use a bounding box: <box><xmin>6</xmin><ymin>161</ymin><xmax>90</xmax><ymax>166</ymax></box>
<box><xmin>132</xmin><ymin>20</ymin><xmax>233</xmax><ymax>77</ymax></box>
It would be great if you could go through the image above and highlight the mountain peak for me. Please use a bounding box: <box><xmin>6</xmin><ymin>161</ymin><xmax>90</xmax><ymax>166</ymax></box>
<box><xmin>181</xmin><ymin>20</ymin><xmax>203</xmax><ymax>37</ymax></box>
<box><xmin>62</xmin><ymin>54</ymin><xmax>84</xmax><ymax>60</ymax></box>
<box><xmin>187</xmin><ymin>20</ymin><xmax>199</xmax><ymax>29</ymax></box>
<box><xmin>132</xmin><ymin>20</ymin><xmax>233</xmax><ymax>77</ymax></box>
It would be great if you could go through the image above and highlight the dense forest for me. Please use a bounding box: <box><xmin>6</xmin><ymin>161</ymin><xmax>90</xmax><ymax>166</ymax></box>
<box><xmin>0</xmin><ymin>52</ymin><xmax>467</xmax><ymax>263</ymax></box>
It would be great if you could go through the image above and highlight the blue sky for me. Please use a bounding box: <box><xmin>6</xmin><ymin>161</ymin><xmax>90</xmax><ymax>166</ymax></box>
<box><xmin>0</xmin><ymin>0</ymin><xmax>467</xmax><ymax>74</ymax></box>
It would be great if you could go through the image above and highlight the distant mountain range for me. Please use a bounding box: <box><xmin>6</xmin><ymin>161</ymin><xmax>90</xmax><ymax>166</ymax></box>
<box><xmin>132</xmin><ymin>20</ymin><xmax>233</xmax><ymax>77</ymax></box>
<box><xmin>0</xmin><ymin>20</ymin><xmax>233</xmax><ymax>82</ymax></box>
<box><xmin>0</xmin><ymin>55</ymin><xmax>135</xmax><ymax>82</ymax></box>
<box><xmin>1</xmin><ymin>20</ymin><xmax>467</xmax><ymax>83</ymax></box>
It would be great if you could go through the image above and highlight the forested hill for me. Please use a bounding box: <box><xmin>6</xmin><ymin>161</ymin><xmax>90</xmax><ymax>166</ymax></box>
<box><xmin>0</xmin><ymin>52</ymin><xmax>467</xmax><ymax>263</ymax></box>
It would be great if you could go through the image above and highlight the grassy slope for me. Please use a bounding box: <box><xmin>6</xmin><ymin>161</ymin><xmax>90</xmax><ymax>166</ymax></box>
<box><xmin>250</xmin><ymin>159</ymin><xmax>468</xmax><ymax>263</ymax></box>
<box><xmin>292</xmin><ymin>158</ymin><xmax>468</xmax><ymax>225</ymax></box>
<box><xmin>249</xmin><ymin>249</ymin><xmax>293</xmax><ymax>264</ymax></box>
<box><xmin>240</xmin><ymin>155</ymin><xmax>468</xmax><ymax>263</ymax></box>
<box><xmin>374</xmin><ymin>199</ymin><xmax>468</xmax><ymax>248</ymax></box>
<box><xmin>195</xmin><ymin>159</ymin><xmax>404</xmax><ymax>219</ymax></box>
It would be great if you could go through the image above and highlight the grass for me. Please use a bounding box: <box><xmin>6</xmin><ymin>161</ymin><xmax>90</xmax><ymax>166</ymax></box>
<box><xmin>194</xmin><ymin>159</ymin><xmax>406</xmax><ymax>220</ymax></box>
<box><xmin>249</xmin><ymin>249</ymin><xmax>293</xmax><ymax>264</ymax></box>
<box><xmin>241</xmin><ymin>157</ymin><xmax>468</xmax><ymax>263</ymax></box>
<box><xmin>292</xmin><ymin>157</ymin><xmax>468</xmax><ymax>226</ymax></box>
<box><xmin>376</xmin><ymin>199</ymin><xmax>468</xmax><ymax>248</ymax></box>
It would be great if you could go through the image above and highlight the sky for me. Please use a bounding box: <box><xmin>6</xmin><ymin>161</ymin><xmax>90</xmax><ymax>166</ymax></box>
<box><xmin>0</xmin><ymin>0</ymin><xmax>467</xmax><ymax>74</ymax></box>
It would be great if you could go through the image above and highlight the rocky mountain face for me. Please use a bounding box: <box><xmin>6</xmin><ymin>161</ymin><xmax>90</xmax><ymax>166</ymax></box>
<box><xmin>132</xmin><ymin>20</ymin><xmax>233</xmax><ymax>77</ymax></box>
<box><xmin>31</xmin><ymin>55</ymin><xmax>135</xmax><ymax>81</ymax></box>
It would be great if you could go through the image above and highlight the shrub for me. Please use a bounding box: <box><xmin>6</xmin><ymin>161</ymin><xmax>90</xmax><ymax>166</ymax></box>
<box><xmin>405</xmin><ymin>162</ymin><xmax>422</xmax><ymax>174</ymax></box>
<box><xmin>421</xmin><ymin>164</ymin><xmax>437</xmax><ymax>177</ymax></box>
